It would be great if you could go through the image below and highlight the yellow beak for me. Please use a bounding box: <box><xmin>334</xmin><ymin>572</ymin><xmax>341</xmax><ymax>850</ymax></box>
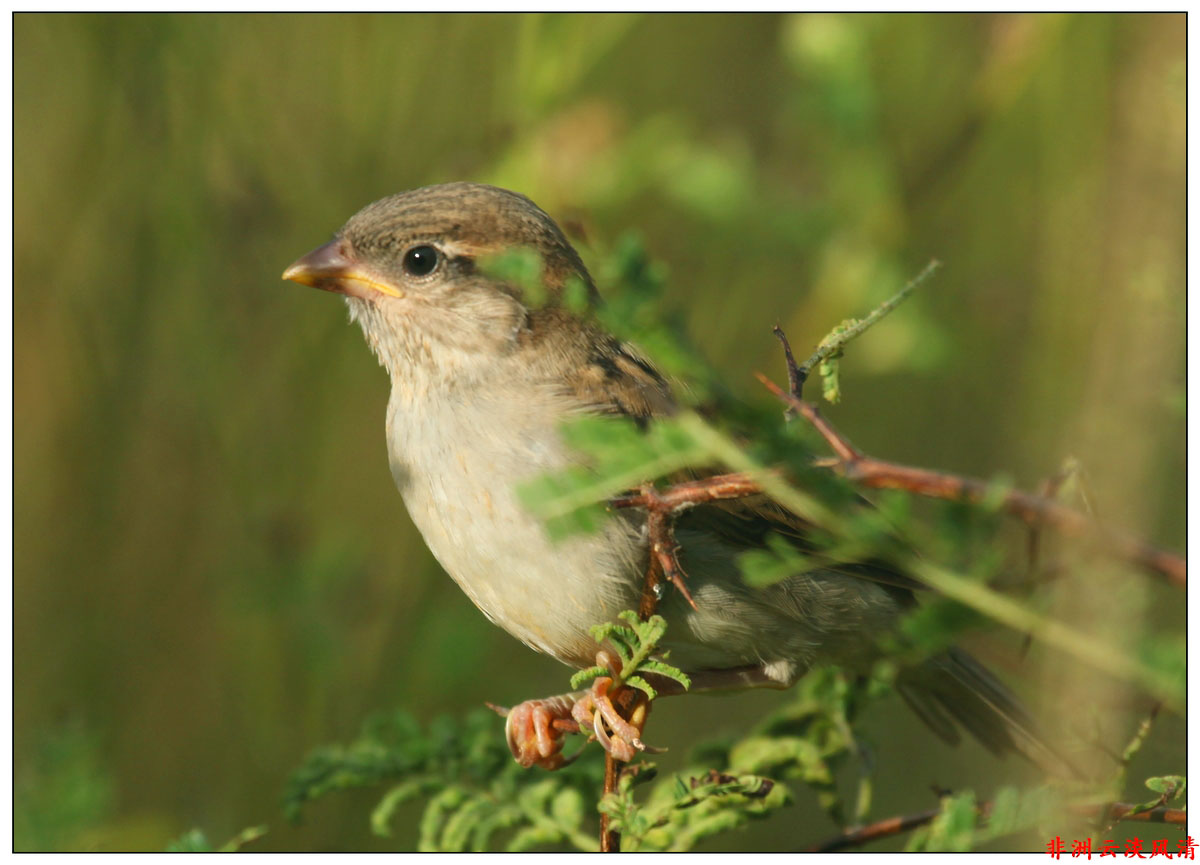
<box><xmin>282</xmin><ymin>240</ymin><xmax>405</xmax><ymax>299</ymax></box>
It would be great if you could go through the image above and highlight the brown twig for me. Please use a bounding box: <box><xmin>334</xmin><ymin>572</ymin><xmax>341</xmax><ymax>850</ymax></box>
<box><xmin>601</xmin><ymin>752</ymin><xmax>619</xmax><ymax>852</ymax></box>
<box><xmin>807</xmin><ymin>800</ymin><xmax>1187</xmax><ymax>852</ymax></box>
<box><xmin>599</xmin><ymin>472</ymin><xmax>773</xmax><ymax>849</ymax></box>
<box><xmin>779</xmin><ymin>259</ymin><xmax>941</xmax><ymax>401</ymax></box>
<box><xmin>753</xmin><ymin>365</ymin><xmax>1186</xmax><ymax>589</ymax></box>
<box><xmin>641</xmin><ymin>488</ymin><xmax>697</xmax><ymax>613</ymax></box>
<box><xmin>1100</xmin><ymin>702</ymin><xmax>1166</xmax><ymax>833</ymax></box>
<box><xmin>596</xmin><ymin>471</ymin><xmax>763</xmax><ymax>849</ymax></box>
<box><xmin>610</xmin><ymin>472</ymin><xmax>765</xmax><ymax>512</ymax></box>
<box><xmin>772</xmin><ymin>323</ymin><xmax>802</xmax><ymax>399</ymax></box>
<box><xmin>616</xmin><ymin>476</ymin><xmax>770</xmax><ymax>615</ymax></box>
<box><xmin>604</xmin><ymin>468</ymin><xmax>750</xmax><ymax>850</ymax></box>
<box><xmin>1100</xmin><ymin>801</ymin><xmax>1187</xmax><ymax>825</ymax></box>
<box><xmin>615</xmin><ymin>473</ymin><xmax>769</xmax><ymax>614</ymax></box>
<box><xmin>808</xmin><ymin>806</ymin><xmax>942</xmax><ymax>852</ymax></box>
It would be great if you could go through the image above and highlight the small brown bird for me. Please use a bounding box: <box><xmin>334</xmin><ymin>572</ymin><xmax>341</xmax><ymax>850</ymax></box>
<box><xmin>283</xmin><ymin>183</ymin><xmax>1058</xmax><ymax>772</ymax></box>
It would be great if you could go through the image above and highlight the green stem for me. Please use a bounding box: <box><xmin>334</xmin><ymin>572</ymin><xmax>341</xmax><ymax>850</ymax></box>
<box><xmin>797</xmin><ymin>259</ymin><xmax>941</xmax><ymax>386</ymax></box>
<box><xmin>678</xmin><ymin>411</ymin><xmax>1183</xmax><ymax>712</ymax></box>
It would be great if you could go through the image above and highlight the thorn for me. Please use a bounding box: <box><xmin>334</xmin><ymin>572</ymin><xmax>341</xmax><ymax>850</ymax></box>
<box><xmin>772</xmin><ymin>324</ymin><xmax>803</xmax><ymax>398</ymax></box>
<box><xmin>672</xmin><ymin>574</ymin><xmax>699</xmax><ymax>611</ymax></box>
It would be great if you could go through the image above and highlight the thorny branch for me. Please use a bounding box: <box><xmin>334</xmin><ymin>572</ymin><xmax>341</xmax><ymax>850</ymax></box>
<box><xmin>597</xmin><ymin>478</ymin><xmax>767</xmax><ymax>847</ymax></box>
<box><xmin>599</xmin><ymin>473</ymin><xmax>761</xmax><ymax>850</ymax></box>
<box><xmin>612</xmin><ymin>475</ymin><xmax>768</xmax><ymax>617</ymax></box>
<box><xmin>585</xmin><ymin>318</ymin><xmax>1184</xmax><ymax>852</ymax></box>
<box><xmin>601</xmin><ymin>751</ymin><xmax>619</xmax><ymax>852</ymax></box>
<box><xmin>598</xmin><ymin>473</ymin><xmax>778</xmax><ymax>848</ymax></box>
<box><xmin>786</xmin><ymin>259</ymin><xmax>942</xmax><ymax>397</ymax></box>
<box><xmin>757</xmin><ymin>327</ymin><xmax>1186</xmax><ymax>589</ymax></box>
<box><xmin>807</xmin><ymin>799</ymin><xmax>1188</xmax><ymax>853</ymax></box>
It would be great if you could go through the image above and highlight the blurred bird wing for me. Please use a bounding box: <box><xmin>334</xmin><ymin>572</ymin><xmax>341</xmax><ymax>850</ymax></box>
<box><xmin>558</xmin><ymin>330</ymin><xmax>678</xmax><ymax>423</ymax></box>
<box><xmin>673</xmin><ymin>484</ymin><xmax>925</xmax><ymax>599</ymax></box>
<box><xmin>556</xmin><ymin>323</ymin><xmax>922</xmax><ymax>597</ymax></box>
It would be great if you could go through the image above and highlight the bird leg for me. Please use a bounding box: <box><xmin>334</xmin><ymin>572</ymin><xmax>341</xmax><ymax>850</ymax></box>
<box><xmin>499</xmin><ymin>660</ymin><xmax>786</xmax><ymax>770</ymax></box>
<box><xmin>570</xmin><ymin>674</ymin><xmax>652</xmax><ymax>763</ymax></box>
<box><xmin>502</xmin><ymin>692</ymin><xmax>583</xmax><ymax>770</ymax></box>
<box><xmin>500</xmin><ymin>650</ymin><xmax>662</xmax><ymax>769</ymax></box>
<box><xmin>501</xmin><ymin>677</ymin><xmax>653</xmax><ymax>769</ymax></box>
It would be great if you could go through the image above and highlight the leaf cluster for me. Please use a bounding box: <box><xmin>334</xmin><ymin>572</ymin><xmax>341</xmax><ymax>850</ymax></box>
<box><xmin>279</xmin><ymin>694</ymin><xmax>809</xmax><ymax>853</ymax></box>
<box><xmin>725</xmin><ymin>667</ymin><xmax>884</xmax><ymax>826</ymax></box>
<box><xmin>599</xmin><ymin>763</ymin><xmax>788</xmax><ymax>852</ymax></box>
<box><xmin>907</xmin><ymin>786</ymin><xmax>1057</xmax><ymax>852</ymax></box>
<box><xmin>570</xmin><ymin>610</ymin><xmax>690</xmax><ymax>699</ymax></box>
<box><xmin>165</xmin><ymin>825</ymin><xmax>267</xmax><ymax>853</ymax></box>
<box><xmin>591</xmin><ymin>233</ymin><xmax>719</xmax><ymax>398</ymax></box>
<box><xmin>517</xmin><ymin>415</ymin><xmax>709</xmax><ymax>539</ymax></box>
<box><xmin>279</xmin><ymin>243</ymin><xmax>1184</xmax><ymax>852</ymax></box>
<box><xmin>283</xmin><ymin>708</ymin><xmax>606</xmax><ymax>852</ymax></box>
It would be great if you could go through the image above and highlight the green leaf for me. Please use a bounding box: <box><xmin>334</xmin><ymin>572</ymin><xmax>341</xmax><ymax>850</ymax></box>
<box><xmin>165</xmin><ymin>829</ymin><xmax>213</xmax><ymax>853</ymax></box>
<box><xmin>506</xmin><ymin>825</ymin><xmax>558</xmax><ymax>852</ymax></box>
<box><xmin>729</xmin><ymin>735</ymin><xmax>825</xmax><ymax>777</ymax></box>
<box><xmin>471</xmin><ymin>806</ymin><xmax>523</xmax><ymax>852</ymax></box>
<box><xmin>371</xmin><ymin>779</ymin><xmax>430</xmax><ymax>837</ymax></box>
<box><xmin>819</xmin><ymin>354</ymin><xmax>842</xmax><ymax>403</ymax></box>
<box><xmin>1145</xmin><ymin>775</ymin><xmax>1186</xmax><ymax>798</ymax></box>
<box><xmin>418</xmin><ymin>786</ymin><xmax>468</xmax><ymax>852</ymax></box>
<box><xmin>899</xmin><ymin>599</ymin><xmax>988</xmax><ymax>654</ymax></box>
<box><xmin>625</xmin><ymin>675</ymin><xmax>658</xmax><ymax>700</ymax></box>
<box><xmin>563</xmin><ymin>274</ymin><xmax>592</xmax><ymax>313</ymax></box>
<box><xmin>921</xmin><ymin>792</ymin><xmax>978</xmax><ymax>852</ymax></box>
<box><xmin>441</xmin><ymin>795</ymin><xmax>492</xmax><ymax>852</ymax></box>
<box><xmin>517</xmin><ymin>416</ymin><xmax>708</xmax><ymax>538</ymax></box>
<box><xmin>985</xmin><ymin>786</ymin><xmax>1021</xmax><ymax>837</ymax></box>
<box><xmin>550</xmin><ymin>787</ymin><xmax>586</xmax><ymax>828</ymax></box>
<box><xmin>477</xmin><ymin>247</ymin><xmax>548</xmax><ymax>306</ymax></box>
<box><xmin>569</xmin><ymin>665</ymin><xmax>609</xmax><ymax>689</ymax></box>
<box><xmin>854</xmin><ymin>773</ymin><xmax>873</xmax><ymax>823</ymax></box>
<box><xmin>636</xmin><ymin>658</ymin><xmax>692</xmax><ymax>690</ymax></box>
<box><xmin>738</xmin><ymin>533</ymin><xmax>813</xmax><ymax>588</ymax></box>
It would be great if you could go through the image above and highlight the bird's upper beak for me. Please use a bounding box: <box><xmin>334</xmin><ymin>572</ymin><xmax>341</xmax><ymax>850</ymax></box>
<box><xmin>282</xmin><ymin>239</ymin><xmax>405</xmax><ymax>299</ymax></box>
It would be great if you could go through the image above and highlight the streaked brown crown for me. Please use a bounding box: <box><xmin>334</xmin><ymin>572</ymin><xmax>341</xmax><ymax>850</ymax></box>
<box><xmin>340</xmin><ymin>182</ymin><xmax>596</xmax><ymax>299</ymax></box>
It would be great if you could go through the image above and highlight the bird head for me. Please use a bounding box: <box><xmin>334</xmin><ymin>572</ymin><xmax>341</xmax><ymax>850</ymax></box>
<box><xmin>283</xmin><ymin>183</ymin><xmax>597</xmax><ymax>375</ymax></box>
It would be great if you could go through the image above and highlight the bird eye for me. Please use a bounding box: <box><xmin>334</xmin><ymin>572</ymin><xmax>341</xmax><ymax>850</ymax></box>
<box><xmin>402</xmin><ymin>245</ymin><xmax>439</xmax><ymax>277</ymax></box>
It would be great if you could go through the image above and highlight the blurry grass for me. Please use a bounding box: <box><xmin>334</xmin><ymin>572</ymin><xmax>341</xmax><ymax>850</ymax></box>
<box><xmin>14</xmin><ymin>12</ymin><xmax>1184</xmax><ymax>851</ymax></box>
<box><xmin>14</xmin><ymin>721</ymin><xmax>114</xmax><ymax>852</ymax></box>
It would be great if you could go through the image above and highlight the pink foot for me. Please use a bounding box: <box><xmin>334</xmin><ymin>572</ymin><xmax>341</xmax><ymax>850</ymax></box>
<box><xmin>503</xmin><ymin>693</ymin><xmax>580</xmax><ymax>770</ymax></box>
<box><xmin>571</xmin><ymin>676</ymin><xmax>651</xmax><ymax>762</ymax></box>
<box><xmin>498</xmin><ymin>654</ymin><xmax>658</xmax><ymax>770</ymax></box>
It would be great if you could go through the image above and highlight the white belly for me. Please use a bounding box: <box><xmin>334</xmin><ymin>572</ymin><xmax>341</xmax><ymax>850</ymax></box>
<box><xmin>386</xmin><ymin>384</ymin><xmax>644</xmax><ymax>667</ymax></box>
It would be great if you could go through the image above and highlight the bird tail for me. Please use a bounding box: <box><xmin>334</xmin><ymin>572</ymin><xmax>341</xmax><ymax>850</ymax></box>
<box><xmin>896</xmin><ymin>647</ymin><xmax>1078</xmax><ymax>778</ymax></box>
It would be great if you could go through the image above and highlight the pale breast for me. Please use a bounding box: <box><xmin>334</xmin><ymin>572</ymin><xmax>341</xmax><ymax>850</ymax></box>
<box><xmin>385</xmin><ymin>382</ymin><xmax>644</xmax><ymax>667</ymax></box>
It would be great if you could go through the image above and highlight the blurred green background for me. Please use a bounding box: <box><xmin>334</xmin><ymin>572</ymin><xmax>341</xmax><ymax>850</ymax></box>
<box><xmin>14</xmin><ymin>12</ymin><xmax>1185</xmax><ymax>851</ymax></box>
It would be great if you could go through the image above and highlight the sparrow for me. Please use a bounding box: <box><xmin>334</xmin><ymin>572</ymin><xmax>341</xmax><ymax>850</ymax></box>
<box><xmin>283</xmin><ymin>182</ymin><xmax>1057</xmax><ymax>772</ymax></box>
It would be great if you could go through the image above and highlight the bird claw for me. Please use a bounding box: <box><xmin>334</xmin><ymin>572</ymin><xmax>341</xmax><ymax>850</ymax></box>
<box><xmin>500</xmin><ymin>670</ymin><xmax>656</xmax><ymax>769</ymax></box>
<box><xmin>503</xmin><ymin>694</ymin><xmax>580</xmax><ymax>770</ymax></box>
<box><xmin>502</xmin><ymin>650</ymin><xmax>657</xmax><ymax>769</ymax></box>
<box><xmin>571</xmin><ymin>674</ymin><xmax>652</xmax><ymax>763</ymax></box>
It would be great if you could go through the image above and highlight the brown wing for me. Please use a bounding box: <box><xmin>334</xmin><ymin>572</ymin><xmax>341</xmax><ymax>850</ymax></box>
<box><xmin>673</xmin><ymin>484</ymin><xmax>923</xmax><ymax>600</ymax></box>
<box><xmin>537</xmin><ymin>312</ymin><xmax>922</xmax><ymax>599</ymax></box>
<box><xmin>529</xmin><ymin>308</ymin><xmax>677</xmax><ymax>423</ymax></box>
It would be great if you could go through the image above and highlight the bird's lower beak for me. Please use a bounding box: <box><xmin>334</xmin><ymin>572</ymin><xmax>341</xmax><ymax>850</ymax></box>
<box><xmin>282</xmin><ymin>240</ymin><xmax>405</xmax><ymax>299</ymax></box>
